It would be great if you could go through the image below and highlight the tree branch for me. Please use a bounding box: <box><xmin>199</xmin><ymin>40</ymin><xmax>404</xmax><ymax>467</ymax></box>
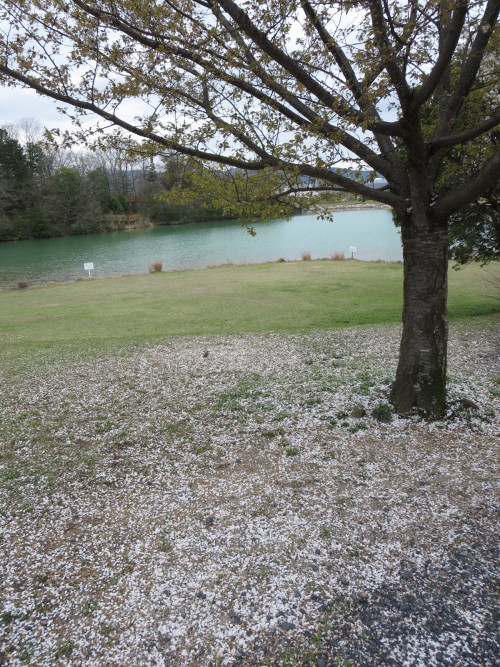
<box><xmin>289</xmin><ymin>163</ymin><xmax>402</xmax><ymax>207</ymax></box>
<box><xmin>0</xmin><ymin>62</ymin><xmax>273</xmax><ymax>170</ymax></box>
<box><xmin>269</xmin><ymin>185</ymin><xmax>348</xmax><ymax>200</ymax></box>
<box><xmin>434</xmin><ymin>147</ymin><xmax>500</xmax><ymax>218</ymax></box>
<box><xmin>175</xmin><ymin>49</ymin><xmax>394</xmax><ymax>178</ymax></box>
<box><xmin>199</xmin><ymin>81</ymin><xmax>273</xmax><ymax>160</ymax></box>
<box><xmin>0</xmin><ymin>60</ymin><xmax>403</xmax><ymax>210</ymax></box>
<box><xmin>179</xmin><ymin>5</ymin><xmax>399</xmax><ymax>178</ymax></box>
<box><xmin>429</xmin><ymin>112</ymin><xmax>500</xmax><ymax>150</ymax></box>
<box><xmin>411</xmin><ymin>0</ymin><xmax>468</xmax><ymax>110</ymax></box>
<box><xmin>300</xmin><ymin>0</ymin><xmax>397</xmax><ymax>165</ymax></box>
<box><xmin>69</xmin><ymin>0</ymin><xmax>401</xmax><ymax>175</ymax></box>
<box><xmin>212</xmin><ymin>0</ymin><xmax>368</xmax><ymax>125</ymax></box>
<box><xmin>70</xmin><ymin>0</ymin><xmax>161</xmax><ymax>48</ymax></box>
<box><xmin>439</xmin><ymin>0</ymin><xmax>500</xmax><ymax>130</ymax></box>
<box><xmin>367</xmin><ymin>0</ymin><xmax>411</xmax><ymax>107</ymax></box>
<box><xmin>300</xmin><ymin>0</ymin><xmax>365</xmax><ymax>106</ymax></box>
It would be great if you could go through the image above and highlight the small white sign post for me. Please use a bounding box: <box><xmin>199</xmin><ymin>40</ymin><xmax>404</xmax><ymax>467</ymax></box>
<box><xmin>83</xmin><ymin>262</ymin><xmax>94</xmax><ymax>277</ymax></box>
<box><xmin>349</xmin><ymin>246</ymin><xmax>357</xmax><ymax>259</ymax></box>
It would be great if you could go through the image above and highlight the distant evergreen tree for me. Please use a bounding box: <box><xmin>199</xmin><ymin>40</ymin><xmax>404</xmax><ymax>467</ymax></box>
<box><xmin>146</xmin><ymin>158</ymin><xmax>158</xmax><ymax>183</ymax></box>
<box><xmin>0</xmin><ymin>129</ymin><xmax>29</xmax><ymax>214</ymax></box>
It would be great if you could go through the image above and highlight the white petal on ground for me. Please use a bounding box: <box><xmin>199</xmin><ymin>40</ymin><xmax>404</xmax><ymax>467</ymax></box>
<box><xmin>0</xmin><ymin>320</ymin><xmax>498</xmax><ymax>665</ymax></box>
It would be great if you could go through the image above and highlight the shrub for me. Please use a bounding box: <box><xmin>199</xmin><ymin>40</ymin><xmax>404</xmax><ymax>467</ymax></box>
<box><xmin>351</xmin><ymin>403</ymin><xmax>366</xmax><ymax>418</ymax></box>
<box><xmin>301</xmin><ymin>252</ymin><xmax>312</xmax><ymax>261</ymax></box>
<box><xmin>276</xmin><ymin>257</ymin><xmax>286</xmax><ymax>262</ymax></box>
<box><xmin>371</xmin><ymin>402</ymin><xmax>393</xmax><ymax>423</ymax></box>
<box><xmin>17</xmin><ymin>280</ymin><xmax>29</xmax><ymax>289</ymax></box>
<box><xmin>148</xmin><ymin>260</ymin><xmax>163</xmax><ymax>273</ymax></box>
<box><xmin>330</xmin><ymin>251</ymin><xmax>345</xmax><ymax>260</ymax></box>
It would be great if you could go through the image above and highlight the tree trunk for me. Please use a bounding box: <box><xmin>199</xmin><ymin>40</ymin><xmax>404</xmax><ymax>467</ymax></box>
<box><xmin>390</xmin><ymin>212</ymin><xmax>449</xmax><ymax>416</ymax></box>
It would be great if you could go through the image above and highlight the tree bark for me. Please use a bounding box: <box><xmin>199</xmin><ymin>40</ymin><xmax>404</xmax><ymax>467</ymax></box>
<box><xmin>391</xmin><ymin>212</ymin><xmax>449</xmax><ymax>416</ymax></box>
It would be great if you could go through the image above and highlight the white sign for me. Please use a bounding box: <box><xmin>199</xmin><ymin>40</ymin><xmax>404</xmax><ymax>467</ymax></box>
<box><xmin>349</xmin><ymin>247</ymin><xmax>357</xmax><ymax>253</ymax></box>
<box><xmin>84</xmin><ymin>262</ymin><xmax>94</xmax><ymax>277</ymax></box>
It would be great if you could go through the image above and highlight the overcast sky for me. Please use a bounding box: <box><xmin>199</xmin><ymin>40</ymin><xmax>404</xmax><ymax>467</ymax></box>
<box><xmin>0</xmin><ymin>84</ymin><xmax>152</xmax><ymax>150</ymax></box>
<box><xmin>0</xmin><ymin>85</ymin><xmax>80</xmax><ymax>133</ymax></box>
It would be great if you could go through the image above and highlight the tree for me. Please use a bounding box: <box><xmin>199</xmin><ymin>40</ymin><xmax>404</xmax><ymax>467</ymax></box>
<box><xmin>0</xmin><ymin>0</ymin><xmax>498</xmax><ymax>415</ymax></box>
<box><xmin>44</xmin><ymin>166</ymin><xmax>103</xmax><ymax>234</ymax></box>
<box><xmin>87</xmin><ymin>166</ymin><xmax>125</xmax><ymax>214</ymax></box>
<box><xmin>0</xmin><ymin>128</ymin><xmax>29</xmax><ymax>212</ymax></box>
<box><xmin>0</xmin><ymin>127</ymin><xmax>49</xmax><ymax>238</ymax></box>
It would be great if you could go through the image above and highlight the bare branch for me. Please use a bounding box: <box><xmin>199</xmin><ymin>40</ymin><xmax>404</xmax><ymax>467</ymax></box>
<box><xmin>300</xmin><ymin>0</ymin><xmax>397</xmax><ymax>163</ymax></box>
<box><xmin>411</xmin><ymin>1</ymin><xmax>468</xmax><ymax>109</ymax></box>
<box><xmin>367</xmin><ymin>0</ymin><xmax>411</xmax><ymax>106</ymax></box>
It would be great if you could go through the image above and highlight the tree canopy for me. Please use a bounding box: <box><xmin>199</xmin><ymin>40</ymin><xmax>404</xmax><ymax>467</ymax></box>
<box><xmin>0</xmin><ymin>0</ymin><xmax>497</xmax><ymax>216</ymax></box>
<box><xmin>0</xmin><ymin>0</ymin><xmax>498</xmax><ymax>414</ymax></box>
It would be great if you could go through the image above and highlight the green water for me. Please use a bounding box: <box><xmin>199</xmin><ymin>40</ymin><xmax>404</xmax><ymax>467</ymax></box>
<box><xmin>0</xmin><ymin>209</ymin><xmax>401</xmax><ymax>289</ymax></box>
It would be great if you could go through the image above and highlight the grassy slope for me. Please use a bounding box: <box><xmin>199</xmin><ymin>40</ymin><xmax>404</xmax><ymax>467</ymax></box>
<box><xmin>0</xmin><ymin>260</ymin><xmax>498</xmax><ymax>354</ymax></box>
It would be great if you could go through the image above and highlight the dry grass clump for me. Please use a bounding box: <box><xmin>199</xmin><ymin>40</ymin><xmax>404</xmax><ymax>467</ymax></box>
<box><xmin>330</xmin><ymin>251</ymin><xmax>345</xmax><ymax>261</ymax></box>
<box><xmin>301</xmin><ymin>251</ymin><xmax>312</xmax><ymax>261</ymax></box>
<box><xmin>148</xmin><ymin>260</ymin><xmax>163</xmax><ymax>273</ymax></box>
<box><xmin>208</xmin><ymin>261</ymin><xmax>234</xmax><ymax>268</ymax></box>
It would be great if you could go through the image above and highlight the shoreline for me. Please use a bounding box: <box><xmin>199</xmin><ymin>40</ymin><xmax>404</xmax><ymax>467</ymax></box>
<box><xmin>0</xmin><ymin>256</ymin><xmax>404</xmax><ymax>292</ymax></box>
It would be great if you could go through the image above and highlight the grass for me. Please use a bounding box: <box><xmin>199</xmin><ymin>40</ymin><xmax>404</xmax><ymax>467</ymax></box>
<box><xmin>0</xmin><ymin>259</ymin><xmax>498</xmax><ymax>356</ymax></box>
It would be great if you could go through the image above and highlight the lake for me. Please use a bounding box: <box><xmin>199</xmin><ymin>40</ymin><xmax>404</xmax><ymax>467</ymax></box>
<box><xmin>0</xmin><ymin>208</ymin><xmax>401</xmax><ymax>289</ymax></box>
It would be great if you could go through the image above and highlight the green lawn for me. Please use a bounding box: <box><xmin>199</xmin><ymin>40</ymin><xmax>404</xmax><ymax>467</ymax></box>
<box><xmin>0</xmin><ymin>259</ymin><xmax>498</xmax><ymax>355</ymax></box>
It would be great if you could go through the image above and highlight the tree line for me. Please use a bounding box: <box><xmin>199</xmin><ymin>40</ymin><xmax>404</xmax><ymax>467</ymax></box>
<box><xmin>0</xmin><ymin>120</ymin><xmax>225</xmax><ymax>241</ymax></box>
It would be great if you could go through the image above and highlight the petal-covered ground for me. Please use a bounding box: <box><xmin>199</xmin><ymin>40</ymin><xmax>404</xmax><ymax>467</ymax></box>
<box><xmin>0</xmin><ymin>320</ymin><xmax>498</xmax><ymax>666</ymax></box>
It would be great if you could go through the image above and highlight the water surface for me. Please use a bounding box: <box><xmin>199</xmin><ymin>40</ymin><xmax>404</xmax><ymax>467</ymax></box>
<box><xmin>0</xmin><ymin>209</ymin><xmax>401</xmax><ymax>289</ymax></box>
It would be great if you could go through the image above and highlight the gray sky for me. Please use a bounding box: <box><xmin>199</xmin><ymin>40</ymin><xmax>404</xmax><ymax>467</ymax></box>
<box><xmin>0</xmin><ymin>85</ymin><xmax>78</xmax><ymax>133</ymax></box>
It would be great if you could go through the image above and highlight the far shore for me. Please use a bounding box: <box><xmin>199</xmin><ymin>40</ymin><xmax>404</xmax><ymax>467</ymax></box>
<box><xmin>161</xmin><ymin>202</ymin><xmax>393</xmax><ymax>223</ymax></box>
<box><xmin>307</xmin><ymin>202</ymin><xmax>392</xmax><ymax>213</ymax></box>
<box><xmin>0</xmin><ymin>202</ymin><xmax>392</xmax><ymax>244</ymax></box>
